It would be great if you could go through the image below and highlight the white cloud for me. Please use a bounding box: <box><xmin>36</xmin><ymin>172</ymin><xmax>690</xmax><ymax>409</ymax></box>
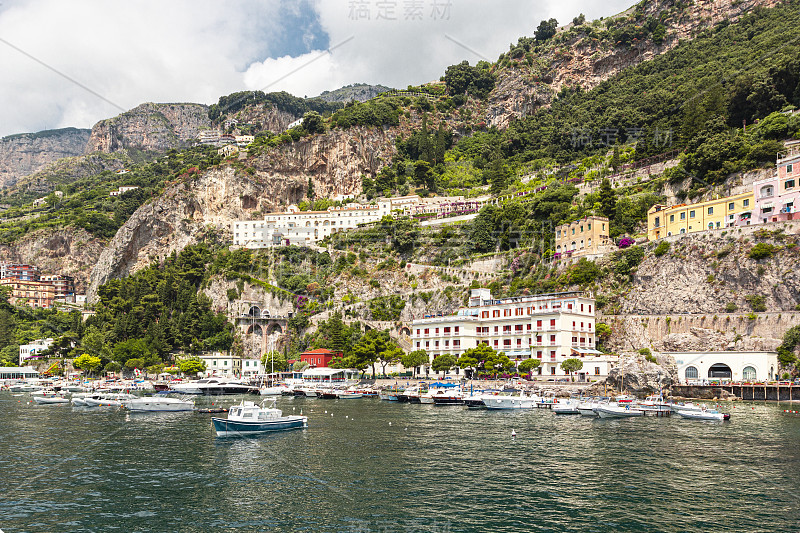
<box><xmin>0</xmin><ymin>0</ymin><xmax>635</xmax><ymax>137</ymax></box>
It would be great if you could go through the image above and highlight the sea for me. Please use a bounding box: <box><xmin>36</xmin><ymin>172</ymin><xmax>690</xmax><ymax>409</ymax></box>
<box><xmin>1</xmin><ymin>392</ymin><xmax>799</xmax><ymax>532</ymax></box>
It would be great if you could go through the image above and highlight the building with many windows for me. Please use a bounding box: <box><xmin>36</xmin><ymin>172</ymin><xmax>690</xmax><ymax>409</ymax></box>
<box><xmin>40</xmin><ymin>275</ymin><xmax>75</xmax><ymax>300</ymax></box>
<box><xmin>19</xmin><ymin>338</ymin><xmax>53</xmax><ymax>363</ymax></box>
<box><xmin>411</xmin><ymin>289</ymin><xmax>616</xmax><ymax>380</ymax></box>
<box><xmin>647</xmin><ymin>191</ymin><xmax>754</xmax><ymax>241</ymax></box>
<box><xmin>754</xmin><ymin>140</ymin><xmax>800</xmax><ymax>224</ymax></box>
<box><xmin>198</xmin><ymin>352</ymin><xmax>243</xmax><ymax>377</ymax></box>
<box><xmin>0</xmin><ymin>263</ymin><xmax>39</xmax><ymax>282</ymax></box>
<box><xmin>554</xmin><ymin>216</ymin><xmax>613</xmax><ymax>261</ymax></box>
<box><xmin>0</xmin><ymin>279</ymin><xmax>55</xmax><ymax>308</ymax></box>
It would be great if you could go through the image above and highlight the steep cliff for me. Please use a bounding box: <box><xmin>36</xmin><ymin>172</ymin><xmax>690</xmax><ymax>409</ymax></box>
<box><xmin>85</xmin><ymin>102</ymin><xmax>210</xmax><ymax>154</ymax></box>
<box><xmin>0</xmin><ymin>128</ymin><xmax>91</xmax><ymax>189</ymax></box>
<box><xmin>485</xmin><ymin>0</ymin><xmax>783</xmax><ymax>128</ymax></box>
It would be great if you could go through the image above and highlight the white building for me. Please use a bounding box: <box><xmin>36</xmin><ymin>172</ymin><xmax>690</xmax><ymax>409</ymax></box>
<box><xmin>235</xmin><ymin>135</ymin><xmax>254</xmax><ymax>147</ymax></box>
<box><xmin>669</xmin><ymin>351</ymin><xmax>779</xmax><ymax>383</ymax></box>
<box><xmin>198</xmin><ymin>130</ymin><xmax>220</xmax><ymax>145</ymax></box>
<box><xmin>19</xmin><ymin>338</ymin><xmax>53</xmax><ymax>363</ymax></box>
<box><xmin>411</xmin><ymin>289</ymin><xmax>615</xmax><ymax>380</ymax></box>
<box><xmin>286</xmin><ymin>118</ymin><xmax>303</xmax><ymax>130</ymax></box>
<box><xmin>198</xmin><ymin>352</ymin><xmax>242</xmax><ymax>377</ymax></box>
<box><xmin>232</xmin><ymin>202</ymin><xmax>394</xmax><ymax>248</ymax></box>
<box><xmin>218</xmin><ymin>145</ymin><xmax>239</xmax><ymax>158</ymax></box>
<box><xmin>109</xmin><ymin>186</ymin><xmax>139</xmax><ymax>197</ymax></box>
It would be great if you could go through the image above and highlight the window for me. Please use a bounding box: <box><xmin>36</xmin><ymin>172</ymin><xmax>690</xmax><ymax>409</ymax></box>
<box><xmin>761</xmin><ymin>185</ymin><xmax>774</xmax><ymax>198</ymax></box>
<box><xmin>595</xmin><ymin>367</ymin><xmax>600</xmax><ymax>375</ymax></box>
<box><xmin>454</xmin><ymin>326</ymin><xmax>459</xmax><ymax>333</ymax></box>
<box><xmin>587</xmin><ymin>224</ymin><xmax>591</xmax><ymax>230</ymax></box>
<box><xmin>435</xmin><ymin>341</ymin><xmax>439</xmax><ymax>347</ymax></box>
<box><xmin>788</xmin><ymin>164</ymin><xmax>794</xmax><ymax>174</ymax></box>
<box><xmin>680</xmin><ymin>212</ymin><xmax>685</xmax><ymax>220</ymax></box>
<box><xmin>493</xmin><ymin>310</ymin><xmax>500</xmax><ymax>317</ymax></box>
<box><xmin>742</xmin><ymin>366</ymin><xmax>756</xmax><ymax>381</ymax></box>
<box><xmin>729</xmin><ymin>202</ymin><xmax>735</xmax><ymax>210</ymax></box>
<box><xmin>435</xmin><ymin>328</ymin><xmax>439</xmax><ymax>334</ymax></box>
<box><xmin>602</xmin><ymin>223</ymin><xmax>606</xmax><ymax>231</ymax></box>
<box><xmin>670</xmin><ymin>215</ymin><xmax>674</xmax><ymax>223</ymax></box>
<box><xmin>416</xmin><ymin>342</ymin><xmax>420</xmax><ymax>348</ymax></box>
<box><xmin>550</xmin><ymin>368</ymin><xmax>556</xmax><ymax>375</ymax></box>
<box><xmin>536</xmin><ymin>351</ymin><xmax>542</xmax><ymax>359</ymax></box>
<box><xmin>690</xmin><ymin>210</ymin><xmax>695</xmax><ymax>218</ymax></box>
<box><xmin>550</xmin><ymin>319</ymin><xmax>556</xmax><ymax>328</ymax></box>
<box><xmin>786</xmin><ymin>179</ymin><xmax>795</xmax><ymax>190</ymax></box>
<box><xmin>685</xmin><ymin>366</ymin><xmax>698</xmax><ymax>380</ymax></box>
<box><xmin>708</xmin><ymin>207</ymin><xmax>713</xmax><ymax>215</ymax></box>
<box><xmin>743</xmin><ymin>199</ymin><xmax>750</xmax><ymax>207</ymax></box>
<box><xmin>580</xmin><ymin>226</ymin><xmax>584</xmax><ymax>232</ymax></box>
<box><xmin>654</xmin><ymin>216</ymin><xmax>660</xmax><ymax>227</ymax></box>
<box><xmin>680</xmin><ymin>228</ymin><xmax>686</xmax><ymax>234</ymax></box>
<box><xmin>550</xmin><ymin>334</ymin><xmax>556</xmax><ymax>343</ymax></box>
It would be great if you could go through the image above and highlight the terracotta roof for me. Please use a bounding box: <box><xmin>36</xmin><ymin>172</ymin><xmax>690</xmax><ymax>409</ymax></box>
<box><xmin>301</xmin><ymin>348</ymin><xmax>339</xmax><ymax>355</ymax></box>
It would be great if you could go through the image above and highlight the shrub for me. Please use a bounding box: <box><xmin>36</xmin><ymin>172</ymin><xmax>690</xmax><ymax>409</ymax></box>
<box><xmin>618</xmin><ymin>237</ymin><xmax>635</xmax><ymax>249</ymax></box>
<box><xmin>653</xmin><ymin>241</ymin><xmax>670</xmax><ymax>257</ymax></box>
<box><xmin>638</xmin><ymin>348</ymin><xmax>652</xmax><ymax>357</ymax></box>
<box><xmin>745</xmin><ymin>295</ymin><xmax>767</xmax><ymax>312</ymax></box>
<box><xmin>645</xmin><ymin>354</ymin><xmax>658</xmax><ymax>364</ymax></box>
<box><xmin>725</xmin><ymin>302</ymin><xmax>738</xmax><ymax>313</ymax></box>
<box><xmin>748</xmin><ymin>243</ymin><xmax>776</xmax><ymax>260</ymax></box>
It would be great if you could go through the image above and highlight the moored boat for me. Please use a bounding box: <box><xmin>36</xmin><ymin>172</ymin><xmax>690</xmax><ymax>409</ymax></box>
<box><xmin>675</xmin><ymin>408</ymin><xmax>730</xmax><ymax>421</ymax></box>
<box><xmin>596</xmin><ymin>403</ymin><xmax>645</xmax><ymax>418</ymax></box>
<box><xmin>553</xmin><ymin>398</ymin><xmax>581</xmax><ymax>414</ymax></box>
<box><xmin>211</xmin><ymin>400</ymin><xmax>308</xmax><ymax>436</ymax></box>
<box><xmin>126</xmin><ymin>396</ymin><xmax>195</xmax><ymax>412</ymax></box>
<box><xmin>33</xmin><ymin>395</ymin><xmax>70</xmax><ymax>405</ymax></box>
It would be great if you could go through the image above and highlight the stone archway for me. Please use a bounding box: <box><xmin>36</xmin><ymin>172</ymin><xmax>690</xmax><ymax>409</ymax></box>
<box><xmin>708</xmin><ymin>363</ymin><xmax>732</xmax><ymax>379</ymax></box>
<box><xmin>247</xmin><ymin>305</ymin><xmax>261</xmax><ymax>318</ymax></box>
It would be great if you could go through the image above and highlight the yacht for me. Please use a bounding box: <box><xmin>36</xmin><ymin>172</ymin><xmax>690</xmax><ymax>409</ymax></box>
<box><xmin>170</xmin><ymin>378</ymin><xmax>258</xmax><ymax>395</ymax></box>
<box><xmin>126</xmin><ymin>396</ymin><xmax>195</xmax><ymax>412</ymax></box>
<box><xmin>211</xmin><ymin>400</ymin><xmax>308</xmax><ymax>436</ymax></box>
<box><xmin>84</xmin><ymin>393</ymin><xmax>137</xmax><ymax>407</ymax></box>
<box><xmin>32</xmin><ymin>390</ymin><xmax>70</xmax><ymax>405</ymax></box>
<box><xmin>484</xmin><ymin>391</ymin><xmax>540</xmax><ymax>410</ymax></box>
<box><xmin>577</xmin><ymin>398</ymin><xmax>605</xmax><ymax>416</ymax></box>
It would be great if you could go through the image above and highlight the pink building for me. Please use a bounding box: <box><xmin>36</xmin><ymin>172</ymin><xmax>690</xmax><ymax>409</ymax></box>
<box><xmin>754</xmin><ymin>141</ymin><xmax>800</xmax><ymax>224</ymax></box>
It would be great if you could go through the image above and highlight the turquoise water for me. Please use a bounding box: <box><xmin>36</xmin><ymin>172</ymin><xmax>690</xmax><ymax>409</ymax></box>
<box><xmin>1</xmin><ymin>393</ymin><xmax>799</xmax><ymax>532</ymax></box>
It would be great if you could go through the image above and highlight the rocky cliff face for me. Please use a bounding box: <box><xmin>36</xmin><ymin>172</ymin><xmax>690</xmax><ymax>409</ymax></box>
<box><xmin>0</xmin><ymin>227</ymin><xmax>104</xmax><ymax>292</ymax></box>
<box><xmin>591</xmin><ymin>353</ymin><xmax>678</xmax><ymax>395</ymax></box>
<box><xmin>485</xmin><ymin>0</ymin><xmax>783</xmax><ymax>128</ymax></box>
<box><xmin>252</xmin><ymin>126</ymin><xmax>399</xmax><ymax>204</ymax></box>
<box><xmin>226</xmin><ymin>104</ymin><xmax>297</xmax><ymax>133</ymax></box>
<box><xmin>0</xmin><ymin>128</ymin><xmax>91</xmax><ymax>189</ymax></box>
<box><xmin>85</xmin><ymin>103</ymin><xmax>210</xmax><ymax>153</ymax></box>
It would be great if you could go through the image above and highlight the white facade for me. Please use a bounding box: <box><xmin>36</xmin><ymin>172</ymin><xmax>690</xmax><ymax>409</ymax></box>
<box><xmin>19</xmin><ymin>338</ymin><xmax>53</xmax><ymax>363</ymax></box>
<box><xmin>110</xmin><ymin>186</ymin><xmax>139</xmax><ymax>197</ymax></box>
<box><xmin>670</xmin><ymin>351</ymin><xmax>779</xmax><ymax>383</ymax></box>
<box><xmin>199</xmin><ymin>353</ymin><xmax>242</xmax><ymax>377</ymax></box>
<box><xmin>412</xmin><ymin>290</ymin><xmax>612</xmax><ymax>378</ymax></box>
<box><xmin>232</xmin><ymin>202</ymin><xmax>394</xmax><ymax>248</ymax></box>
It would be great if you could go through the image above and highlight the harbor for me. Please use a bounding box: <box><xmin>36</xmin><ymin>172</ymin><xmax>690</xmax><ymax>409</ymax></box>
<box><xmin>1</xmin><ymin>389</ymin><xmax>799</xmax><ymax>532</ymax></box>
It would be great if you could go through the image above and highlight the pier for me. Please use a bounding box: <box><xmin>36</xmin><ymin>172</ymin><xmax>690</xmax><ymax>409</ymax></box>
<box><xmin>673</xmin><ymin>384</ymin><xmax>800</xmax><ymax>402</ymax></box>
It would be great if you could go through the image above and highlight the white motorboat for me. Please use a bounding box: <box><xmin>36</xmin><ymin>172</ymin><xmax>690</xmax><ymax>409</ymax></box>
<box><xmin>577</xmin><ymin>399</ymin><xmax>606</xmax><ymax>416</ymax></box>
<box><xmin>484</xmin><ymin>393</ymin><xmax>540</xmax><ymax>410</ymax></box>
<box><xmin>71</xmin><ymin>394</ymin><xmax>89</xmax><ymax>407</ymax></box>
<box><xmin>84</xmin><ymin>393</ymin><xmax>137</xmax><ymax>407</ymax></box>
<box><xmin>259</xmin><ymin>385</ymin><xmax>285</xmax><ymax>396</ymax></box>
<box><xmin>33</xmin><ymin>395</ymin><xmax>70</xmax><ymax>405</ymax></box>
<box><xmin>126</xmin><ymin>396</ymin><xmax>195</xmax><ymax>412</ymax></box>
<box><xmin>596</xmin><ymin>403</ymin><xmax>645</xmax><ymax>418</ymax></box>
<box><xmin>676</xmin><ymin>407</ymin><xmax>730</xmax><ymax>421</ymax></box>
<box><xmin>212</xmin><ymin>400</ymin><xmax>308</xmax><ymax>436</ymax></box>
<box><xmin>669</xmin><ymin>402</ymin><xmax>705</xmax><ymax>413</ymax></box>
<box><xmin>553</xmin><ymin>399</ymin><xmax>581</xmax><ymax>414</ymax></box>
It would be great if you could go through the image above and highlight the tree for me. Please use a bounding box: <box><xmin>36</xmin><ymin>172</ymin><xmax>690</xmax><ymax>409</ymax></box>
<box><xmin>379</xmin><ymin>344</ymin><xmax>404</xmax><ymax>377</ymax></box>
<box><xmin>598</xmin><ymin>178</ymin><xmax>617</xmax><ymax>221</ymax></box>
<box><xmin>402</xmin><ymin>350</ymin><xmax>430</xmax><ymax>377</ymax></box>
<box><xmin>560</xmin><ymin>358</ymin><xmax>584</xmax><ymax>381</ymax></box>
<box><xmin>178</xmin><ymin>356</ymin><xmax>206</xmax><ymax>376</ymax></box>
<box><xmin>73</xmin><ymin>353</ymin><xmax>102</xmax><ymax>377</ymax></box>
<box><xmin>535</xmin><ymin>18</ymin><xmax>558</xmax><ymax>41</ymax></box>
<box><xmin>125</xmin><ymin>357</ymin><xmax>146</xmax><ymax>370</ymax></box>
<box><xmin>518</xmin><ymin>358</ymin><xmax>541</xmax><ymax>376</ymax></box>
<box><xmin>484</xmin><ymin>352</ymin><xmax>514</xmax><ymax>378</ymax></box>
<box><xmin>456</xmin><ymin>355</ymin><xmax>479</xmax><ymax>379</ymax></box>
<box><xmin>302</xmin><ymin>111</ymin><xmax>325</xmax><ymax>135</ymax></box>
<box><xmin>262</xmin><ymin>350</ymin><xmax>288</xmax><ymax>372</ymax></box>
<box><xmin>103</xmin><ymin>361</ymin><xmax>122</xmax><ymax>375</ymax></box>
<box><xmin>292</xmin><ymin>360</ymin><xmax>310</xmax><ymax>372</ymax></box>
<box><xmin>485</xmin><ymin>159</ymin><xmax>510</xmax><ymax>195</ymax></box>
<box><xmin>431</xmin><ymin>354</ymin><xmax>456</xmax><ymax>373</ymax></box>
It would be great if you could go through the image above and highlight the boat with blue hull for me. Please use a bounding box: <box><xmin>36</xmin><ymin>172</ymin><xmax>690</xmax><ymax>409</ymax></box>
<box><xmin>211</xmin><ymin>400</ymin><xmax>308</xmax><ymax>437</ymax></box>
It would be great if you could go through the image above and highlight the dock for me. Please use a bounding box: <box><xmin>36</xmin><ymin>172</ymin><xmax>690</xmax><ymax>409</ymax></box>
<box><xmin>673</xmin><ymin>384</ymin><xmax>800</xmax><ymax>401</ymax></box>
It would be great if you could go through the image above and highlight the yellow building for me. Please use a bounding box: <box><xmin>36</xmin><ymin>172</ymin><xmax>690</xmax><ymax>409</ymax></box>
<box><xmin>555</xmin><ymin>216</ymin><xmax>613</xmax><ymax>259</ymax></box>
<box><xmin>647</xmin><ymin>192</ymin><xmax>754</xmax><ymax>241</ymax></box>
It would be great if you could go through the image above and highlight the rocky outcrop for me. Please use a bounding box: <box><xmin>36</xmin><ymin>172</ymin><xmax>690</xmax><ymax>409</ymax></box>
<box><xmin>13</xmin><ymin>152</ymin><xmax>131</xmax><ymax>195</ymax></box>
<box><xmin>85</xmin><ymin>103</ymin><xmax>210</xmax><ymax>153</ymax></box>
<box><xmin>0</xmin><ymin>227</ymin><xmax>104</xmax><ymax>292</ymax></box>
<box><xmin>0</xmin><ymin>128</ymin><xmax>91</xmax><ymax>189</ymax></box>
<box><xmin>591</xmin><ymin>353</ymin><xmax>678</xmax><ymax>395</ymax></box>
<box><xmin>485</xmin><ymin>0</ymin><xmax>783</xmax><ymax>128</ymax></box>
<box><xmin>226</xmin><ymin>104</ymin><xmax>297</xmax><ymax>133</ymax></box>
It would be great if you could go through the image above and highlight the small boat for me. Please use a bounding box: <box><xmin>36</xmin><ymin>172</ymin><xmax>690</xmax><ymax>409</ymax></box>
<box><xmin>596</xmin><ymin>403</ymin><xmax>645</xmax><ymax>418</ymax></box>
<box><xmin>577</xmin><ymin>398</ymin><xmax>606</xmax><ymax>416</ymax></box>
<box><xmin>71</xmin><ymin>395</ymin><xmax>89</xmax><ymax>407</ymax></box>
<box><xmin>484</xmin><ymin>392</ymin><xmax>540</xmax><ymax>410</ymax></box>
<box><xmin>553</xmin><ymin>399</ymin><xmax>581</xmax><ymax>414</ymax></box>
<box><xmin>211</xmin><ymin>400</ymin><xmax>308</xmax><ymax>436</ymax></box>
<box><xmin>615</xmin><ymin>394</ymin><xmax>635</xmax><ymax>404</ymax></box>
<box><xmin>126</xmin><ymin>396</ymin><xmax>195</xmax><ymax>412</ymax></box>
<box><xmin>33</xmin><ymin>395</ymin><xmax>70</xmax><ymax>405</ymax></box>
<box><xmin>669</xmin><ymin>402</ymin><xmax>705</xmax><ymax>413</ymax></box>
<box><xmin>337</xmin><ymin>391</ymin><xmax>363</xmax><ymax>399</ymax></box>
<box><xmin>84</xmin><ymin>393</ymin><xmax>136</xmax><ymax>407</ymax></box>
<box><xmin>676</xmin><ymin>408</ymin><xmax>730</xmax><ymax>421</ymax></box>
<box><xmin>259</xmin><ymin>385</ymin><xmax>285</xmax><ymax>396</ymax></box>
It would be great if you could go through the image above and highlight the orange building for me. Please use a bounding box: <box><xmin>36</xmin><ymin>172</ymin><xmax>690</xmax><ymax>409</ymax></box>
<box><xmin>0</xmin><ymin>278</ymin><xmax>55</xmax><ymax>308</ymax></box>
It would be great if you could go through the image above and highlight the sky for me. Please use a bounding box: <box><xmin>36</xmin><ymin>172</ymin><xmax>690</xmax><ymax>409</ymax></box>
<box><xmin>0</xmin><ymin>0</ymin><xmax>634</xmax><ymax>138</ymax></box>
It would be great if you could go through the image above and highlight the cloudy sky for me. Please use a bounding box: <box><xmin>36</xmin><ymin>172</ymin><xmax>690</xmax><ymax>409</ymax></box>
<box><xmin>0</xmin><ymin>0</ymin><xmax>634</xmax><ymax>137</ymax></box>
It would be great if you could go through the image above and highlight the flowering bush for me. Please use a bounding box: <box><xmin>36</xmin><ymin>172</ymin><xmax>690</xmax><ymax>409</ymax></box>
<box><xmin>618</xmin><ymin>237</ymin><xmax>635</xmax><ymax>249</ymax></box>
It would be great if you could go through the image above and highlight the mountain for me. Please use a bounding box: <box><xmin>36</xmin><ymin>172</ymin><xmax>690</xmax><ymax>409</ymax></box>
<box><xmin>0</xmin><ymin>128</ymin><xmax>91</xmax><ymax>189</ymax></box>
<box><xmin>316</xmin><ymin>84</ymin><xmax>393</xmax><ymax>103</ymax></box>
